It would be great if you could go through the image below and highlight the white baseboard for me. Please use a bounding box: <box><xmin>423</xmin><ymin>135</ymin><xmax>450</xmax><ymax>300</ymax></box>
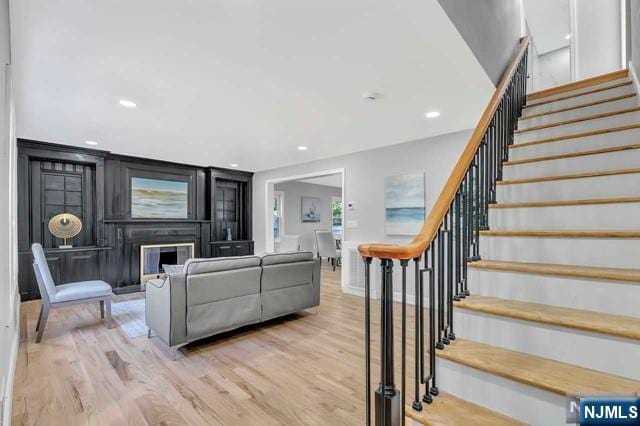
<box><xmin>341</xmin><ymin>284</ymin><xmax>378</xmax><ymax>300</ymax></box>
<box><xmin>629</xmin><ymin>61</ymin><xmax>640</xmax><ymax>106</ymax></box>
<box><xmin>1</xmin><ymin>295</ymin><xmax>20</xmax><ymax>426</ymax></box>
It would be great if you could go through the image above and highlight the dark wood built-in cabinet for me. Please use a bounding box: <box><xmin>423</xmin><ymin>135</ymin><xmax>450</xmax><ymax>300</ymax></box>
<box><xmin>17</xmin><ymin>139</ymin><xmax>254</xmax><ymax>300</ymax></box>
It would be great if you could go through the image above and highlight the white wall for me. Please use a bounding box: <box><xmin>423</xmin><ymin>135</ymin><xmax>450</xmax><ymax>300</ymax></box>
<box><xmin>0</xmin><ymin>0</ymin><xmax>19</xmax><ymax>423</ymax></box>
<box><xmin>536</xmin><ymin>47</ymin><xmax>571</xmax><ymax>90</ymax></box>
<box><xmin>253</xmin><ymin>130</ymin><xmax>471</xmax><ymax>298</ymax></box>
<box><xmin>574</xmin><ymin>0</ymin><xmax>623</xmax><ymax>79</ymax></box>
<box><xmin>274</xmin><ymin>181</ymin><xmax>341</xmax><ymax>253</ymax></box>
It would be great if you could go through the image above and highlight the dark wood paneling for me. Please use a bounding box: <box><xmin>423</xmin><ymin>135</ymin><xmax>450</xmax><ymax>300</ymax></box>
<box><xmin>17</xmin><ymin>139</ymin><xmax>254</xmax><ymax>300</ymax></box>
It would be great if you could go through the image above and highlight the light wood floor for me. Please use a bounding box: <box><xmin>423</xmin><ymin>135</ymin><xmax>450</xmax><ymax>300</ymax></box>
<box><xmin>12</xmin><ymin>265</ymin><xmax>376</xmax><ymax>425</ymax></box>
<box><xmin>12</xmin><ymin>264</ymin><xmax>514</xmax><ymax>425</ymax></box>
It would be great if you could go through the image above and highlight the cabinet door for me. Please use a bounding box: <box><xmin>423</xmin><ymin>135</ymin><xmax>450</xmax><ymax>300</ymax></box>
<box><xmin>65</xmin><ymin>251</ymin><xmax>101</xmax><ymax>283</ymax></box>
<box><xmin>45</xmin><ymin>255</ymin><xmax>64</xmax><ymax>286</ymax></box>
<box><xmin>213</xmin><ymin>244</ymin><xmax>234</xmax><ymax>258</ymax></box>
<box><xmin>233</xmin><ymin>243</ymin><xmax>250</xmax><ymax>256</ymax></box>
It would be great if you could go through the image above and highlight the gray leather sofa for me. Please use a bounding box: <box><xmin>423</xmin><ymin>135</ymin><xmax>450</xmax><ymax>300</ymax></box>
<box><xmin>145</xmin><ymin>252</ymin><xmax>321</xmax><ymax>353</ymax></box>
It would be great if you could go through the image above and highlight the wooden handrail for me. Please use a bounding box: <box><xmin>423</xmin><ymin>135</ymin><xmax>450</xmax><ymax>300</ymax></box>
<box><xmin>358</xmin><ymin>36</ymin><xmax>530</xmax><ymax>260</ymax></box>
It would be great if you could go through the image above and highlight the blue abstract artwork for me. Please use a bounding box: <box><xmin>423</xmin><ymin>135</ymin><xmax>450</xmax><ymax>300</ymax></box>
<box><xmin>131</xmin><ymin>177</ymin><xmax>188</xmax><ymax>219</ymax></box>
<box><xmin>385</xmin><ymin>173</ymin><xmax>425</xmax><ymax>235</ymax></box>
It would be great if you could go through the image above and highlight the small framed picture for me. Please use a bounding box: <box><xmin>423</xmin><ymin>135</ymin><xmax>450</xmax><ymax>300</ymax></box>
<box><xmin>301</xmin><ymin>196</ymin><xmax>321</xmax><ymax>222</ymax></box>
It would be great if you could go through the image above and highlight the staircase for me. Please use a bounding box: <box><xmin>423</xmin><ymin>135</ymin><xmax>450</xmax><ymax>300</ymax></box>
<box><xmin>433</xmin><ymin>69</ymin><xmax>640</xmax><ymax>424</ymax></box>
<box><xmin>358</xmin><ymin>36</ymin><xmax>640</xmax><ymax>426</ymax></box>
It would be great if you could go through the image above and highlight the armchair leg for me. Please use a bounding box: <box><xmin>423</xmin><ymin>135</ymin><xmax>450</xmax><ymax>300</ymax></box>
<box><xmin>100</xmin><ymin>300</ymin><xmax>105</xmax><ymax>319</ymax></box>
<box><xmin>35</xmin><ymin>303</ymin><xmax>50</xmax><ymax>343</ymax></box>
<box><xmin>35</xmin><ymin>304</ymin><xmax>44</xmax><ymax>332</ymax></box>
<box><xmin>105</xmin><ymin>298</ymin><xmax>112</xmax><ymax>329</ymax></box>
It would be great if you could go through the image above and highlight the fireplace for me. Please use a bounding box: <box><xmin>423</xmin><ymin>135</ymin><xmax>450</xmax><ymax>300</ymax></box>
<box><xmin>140</xmin><ymin>242</ymin><xmax>194</xmax><ymax>288</ymax></box>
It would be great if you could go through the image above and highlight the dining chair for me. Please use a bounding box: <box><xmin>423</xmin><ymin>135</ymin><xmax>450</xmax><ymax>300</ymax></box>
<box><xmin>31</xmin><ymin>243</ymin><xmax>114</xmax><ymax>343</ymax></box>
<box><xmin>315</xmin><ymin>230</ymin><xmax>341</xmax><ymax>271</ymax></box>
<box><xmin>279</xmin><ymin>234</ymin><xmax>301</xmax><ymax>252</ymax></box>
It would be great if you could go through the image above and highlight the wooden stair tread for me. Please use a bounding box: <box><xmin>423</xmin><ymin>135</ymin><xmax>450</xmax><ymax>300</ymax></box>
<box><xmin>510</xmin><ymin>123</ymin><xmax>640</xmax><ymax>149</ymax></box>
<box><xmin>524</xmin><ymin>81</ymin><xmax>633</xmax><ymax>109</ymax></box>
<box><xmin>515</xmin><ymin>107</ymin><xmax>640</xmax><ymax>134</ymax></box>
<box><xmin>520</xmin><ymin>93</ymin><xmax>637</xmax><ymax>120</ymax></box>
<box><xmin>497</xmin><ymin>168</ymin><xmax>640</xmax><ymax>185</ymax></box>
<box><xmin>480</xmin><ymin>229</ymin><xmax>640</xmax><ymax>238</ymax></box>
<box><xmin>504</xmin><ymin>143</ymin><xmax>640</xmax><ymax>166</ymax></box>
<box><xmin>437</xmin><ymin>339</ymin><xmax>640</xmax><ymax>396</ymax></box>
<box><xmin>406</xmin><ymin>392</ymin><xmax>525</xmax><ymax>426</ymax></box>
<box><xmin>489</xmin><ymin>197</ymin><xmax>640</xmax><ymax>209</ymax></box>
<box><xmin>526</xmin><ymin>69</ymin><xmax>629</xmax><ymax>101</ymax></box>
<box><xmin>454</xmin><ymin>295</ymin><xmax>640</xmax><ymax>340</ymax></box>
<box><xmin>469</xmin><ymin>260</ymin><xmax>640</xmax><ymax>283</ymax></box>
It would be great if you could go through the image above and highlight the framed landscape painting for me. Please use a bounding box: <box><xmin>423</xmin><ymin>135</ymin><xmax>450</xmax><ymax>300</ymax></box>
<box><xmin>301</xmin><ymin>196</ymin><xmax>321</xmax><ymax>222</ymax></box>
<box><xmin>385</xmin><ymin>173</ymin><xmax>425</xmax><ymax>235</ymax></box>
<box><xmin>131</xmin><ymin>177</ymin><xmax>188</xmax><ymax>219</ymax></box>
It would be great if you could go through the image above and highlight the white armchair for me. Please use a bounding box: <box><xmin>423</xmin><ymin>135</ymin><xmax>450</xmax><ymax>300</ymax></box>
<box><xmin>31</xmin><ymin>243</ymin><xmax>114</xmax><ymax>342</ymax></box>
<box><xmin>315</xmin><ymin>230</ymin><xmax>341</xmax><ymax>271</ymax></box>
<box><xmin>279</xmin><ymin>234</ymin><xmax>301</xmax><ymax>252</ymax></box>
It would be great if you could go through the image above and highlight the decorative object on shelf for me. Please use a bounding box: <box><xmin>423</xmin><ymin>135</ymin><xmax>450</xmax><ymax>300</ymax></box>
<box><xmin>48</xmin><ymin>213</ymin><xmax>83</xmax><ymax>248</ymax></box>
<box><xmin>301</xmin><ymin>196</ymin><xmax>321</xmax><ymax>223</ymax></box>
<box><xmin>226</xmin><ymin>227</ymin><xmax>233</xmax><ymax>241</ymax></box>
<box><xmin>384</xmin><ymin>173</ymin><xmax>425</xmax><ymax>235</ymax></box>
<box><xmin>131</xmin><ymin>177</ymin><xmax>188</xmax><ymax>219</ymax></box>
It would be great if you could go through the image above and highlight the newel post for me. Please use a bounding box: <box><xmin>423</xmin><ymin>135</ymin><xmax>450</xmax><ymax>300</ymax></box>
<box><xmin>376</xmin><ymin>258</ymin><xmax>401</xmax><ymax>426</ymax></box>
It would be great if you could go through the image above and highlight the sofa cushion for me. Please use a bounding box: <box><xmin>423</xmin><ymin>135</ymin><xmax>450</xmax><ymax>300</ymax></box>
<box><xmin>53</xmin><ymin>280</ymin><xmax>112</xmax><ymax>303</ymax></box>
<box><xmin>186</xmin><ymin>267</ymin><xmax>262</xmax><ymax>306</ymax></box>
<box><xmin>261</xmin><ymin>251</ymin><xmax>314</xmax><ymax>266</ymax></box>
<box><xmin>183</xmin><ymin>256</ymin><xmax>261</xmax><ymax>275</ymax></box>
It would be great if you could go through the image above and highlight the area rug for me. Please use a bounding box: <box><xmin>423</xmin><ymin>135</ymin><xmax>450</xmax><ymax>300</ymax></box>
<box><xmin>110</xmin><ymin>299</ymin><xmax>147</xmax><ymax>339</ymax></box>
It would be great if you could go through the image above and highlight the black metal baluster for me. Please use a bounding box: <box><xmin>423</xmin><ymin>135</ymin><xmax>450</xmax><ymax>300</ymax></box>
<box><xmin>472</xmin><ymin>158</ymin><xmax>480</xmax><ymax>261</ymax></box>
<box><xmin>454</xmin><ymin>191</ymin><xmax>462</xmax><ymax>302</ymax></box>
<box><xmin>364</xmin><ymin>257</ymin><xmax>372</xmax><ymax>426</ymax></box>
<box><xmin>428</xmin><ymin>241</ymin><xmax>439</xmax><ymax>398</ymax></box>
<box><xmin>446</xmin><ymin>208</ymin><xmax>455</xmax><ymax>341</ymax></box>
<box><xmin>412</xmin><ymin>257</ymin><xmax>423</xmax><ymax>411</ymax></box>
<box><xmin>400</xmin><ymin>260</ymin><xmax>408</xmax><ymax>426</ymax></box>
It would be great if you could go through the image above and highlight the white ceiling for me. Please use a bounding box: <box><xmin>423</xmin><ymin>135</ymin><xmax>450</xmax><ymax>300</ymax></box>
<box><xmin>10</xmin><ymin>0</ymin><xmax>493</xmax><ymax>172</ymax></box>
<box><xmin>524</xmin><ymin>0</ymin><xmax>570</xmax><ymax>55</ymax></box>
<box><xmin>298</xmin><ymin>174</ymin><xmax>343</xmax><ymax>188</ymax></box>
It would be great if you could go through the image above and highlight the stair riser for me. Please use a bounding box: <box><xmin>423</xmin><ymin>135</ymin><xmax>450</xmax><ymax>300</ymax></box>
<box><xmin>488</xmin><ymin>203</ymin><xmax>640</xmax><ymax>230</ymax></box>
<box><xmin>514</xmin><ymin>111</ymin><xmax>640</xmax><ymax>143</ymax></box>
<box><xmin>527</xmin><ymin>78</ymin><xmax>631</xmax><ymax>103</ymax></box>
<box><xmin>502</xmin><ymin>149</ymin><xmax>640</xmax><ymax>180</ymax></box>
<box><xmin>438</xmin><ymin>358</ymin><xmax>565</xmax><ymax>425</ymax></box>
<box><xmin>518</xmin><ymin>96</ymin><xmax>637</xmax><ymax>130</ymax></box>
<box><xmin>509</xmin><ymin>128</ymin><xmax>640</xmax><ymax>161</ymax></box>
<box><xmin>453</xmin><ymin>309</ymin><xmax>640</xmax><ymax>380</ymax></box>
<box><xmin>496</xmin><ymin>173</ymin><xmax>640</xmax><ymax>203</ymax></box>
<box><xmin>479</xmin><ymin>236</ymin><xmax>640</xmax><ymax>269</ymax></box>
<box><xmin>523</xmin><ymin>85</ymin><xmax>635</xmax><ymax>115</ymax></box>
<box><xmin>468</xmin><ymin>268</ymin><xmax>640</xmax><ymax>317</ymax></box>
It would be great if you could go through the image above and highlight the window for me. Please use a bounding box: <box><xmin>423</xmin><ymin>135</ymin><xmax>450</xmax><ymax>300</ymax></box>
<box><xmin>273</xmin><ymin>191</ymin><xmax>284</xmax><ymax>243</ymax></box>
<box><xmin>331</xmin><ymin>196</ymin><xmax>342</xmax><ymax>238</ymax></box>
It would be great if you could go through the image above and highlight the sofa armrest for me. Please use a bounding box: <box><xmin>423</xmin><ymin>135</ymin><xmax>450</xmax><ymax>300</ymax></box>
<box><xmin>145</xmin><ymin>274</ymin><xmax>188</xmax><ymax>346</ymax></box>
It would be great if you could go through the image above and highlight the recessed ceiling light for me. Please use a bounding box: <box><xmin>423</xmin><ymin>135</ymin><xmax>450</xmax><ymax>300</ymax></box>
<box><xmin>425</xmin><ymin>111</ymin><xmax>440</xmax><ymax>119</ymax></box>
<box><xmin>565</xmin><ymin>34</ymin><xmax>571</xmax><ymax>40</ymax></box>
<box><xmin>229</xmin><ymin>163</ymin><xmax>239</xmax><ymax>168</ymax></box>
<box><xmin>119</xmin><ymin>99</ymin><xmax>137</xmax><ymax>108</ymax></box>
<box><xmin>85</xmin><ymin>141</ymin><xmax>99</xmax><ymax>146</ymax></box>
<box><xmin>297</xmin><ymin>146</ymin><xmax>308</xmax><ymax>151</ymax></box>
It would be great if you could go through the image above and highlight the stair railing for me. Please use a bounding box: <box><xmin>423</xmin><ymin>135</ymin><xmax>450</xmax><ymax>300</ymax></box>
<box><xmin>359</xmin><ymin>36</ymin><xmax>530</xmax><ymax>426</ymax></box>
